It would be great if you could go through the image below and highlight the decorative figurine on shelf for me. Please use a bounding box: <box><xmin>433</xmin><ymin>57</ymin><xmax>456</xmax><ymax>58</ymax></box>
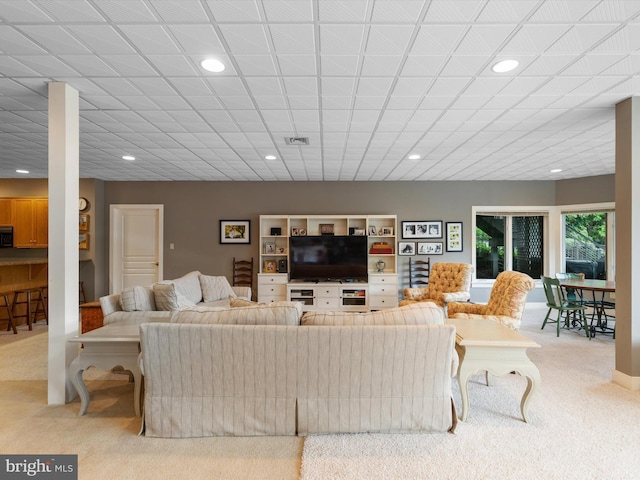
<box><xmin>376</xmin><ymin>260</ymin><xmax>386</xmax><ymax>273</ymax></box>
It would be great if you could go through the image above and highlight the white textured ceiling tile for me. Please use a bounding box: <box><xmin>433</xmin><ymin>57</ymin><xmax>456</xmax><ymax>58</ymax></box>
<box><xmin>546</xmin><ymin>24</ymin><xmax>619</xmax><ymax>54</ymax></box>
<box><xmin>449</xmin><ymin>95</ymin><xmax>490</xmax><ymax>109</ymax></box>
<box><xmin>182</xmin><ymin>96</ymin><xmax>224</xmax><ymax>109</ymax></box>
<box><xmin>219</xmin><ymin>25</ymin><xmax>271</xmax><ymax>53</ymax></box>
<box><xmin>207</xmin><ymin>77</ymin><xmax>249</xmax><ymax>96</ymax></box>
<box><xmin>0</xmin><ymin>26</ymin><xmax>48</xmax><ymax>54</ymax></box>
<box><xmin>475</xmin><ymin>0</ymin><xmax>538</xmax><ymax>22</ymax></box>
<box><xmin>321</xmin><ymin>96</ymin><xmax>353</xmax><ymax>109</ymax></box>
<box><xmin>219</xmin><ymin>96</ymin><xmax>256</xmax><ymax>109</ymax></box>
<box><xmin>502</xmin><ymin>25</ymin><xmax>572</xmax><ymax>54</ymax></box>
<box><xmin>36</xmin><ymin>0</ymin><xmax>105</xmax><ymax>21</ymax></box>
<box><xmin>320</xmin><ymin>55</ymin><xmax>360</xmax><ymax>76</ymax></box>
<box><xmin>360</xmin><ymin>55</ymin><xmax>403</xmax><ymax>76</ymax></box>
<box><xmin>283</xmin><ymin>77</ymin><xmax>318</xmax><ymax>96</ymax></box>
<box><xmin>318</xmin><ymin>0</ymin><xmax>368</xmax><ymax>21</ymax></box>
<box><xmin>353</xmin><ymin>96</ymin><xmax>386</xmax><ymax>108</ymax></box>
<box><xmin>147</xmin><ymin>95</ymin><xmax>192</xmax><ymax>110</ymax></box>
<box><xmin>439</xmin><ymin>55</ymin><xmax>491</xmax><ymax>76</ymax></box>
<box><xmin>263</xmin><ymin>0</ymin><xmax>314</xmax><ymax>21</ymax></box>
<box><xmin>245</xmin><ymin>76</ymin><xmax>283</xmax><ymax>95</ymax></box>
<box><xmin>269</xmin><ymin>24</ymin><xmax>316</xmax><ymax>53</ymax></box>
<box><xmin>0</xmin><ymin>1</ymin><xmax>54</xmax><ymax>21</ymax></box>
<box><xmin>423</xmin><ymin>0</ymin><xmax>484</xmax><ymax>23</ymax></box>
<box><xmin>411</xmin><ymin>25</ymin><xmax>466</xmax><ymax>54</ymax></box>
<box><xmin>168</xmin><ymin>77</ymin><xmax>213</xmax><ymax>97</ymax></box>
<box><xmin>18</xmin><ymin>25</ymin><xmax>93</xmax><ymax>54</ymax></box>
<box><xmin>582</xmin><ymin>0</ymin><xmax>640</xmax><ymax>21</ymax></box>
<box><xmin>66</xmin><ymin>25</ymin><xmax>136</xmax><ymax>54</ymax></box>
<box><xmin>0</xmin><ymin>56</ymin><xmax>43</xmax><ymax>76</ymax></box>
<box><xmin>101</xmin><ymin>55</ymin><xmax>157</xmax><ymax>76</ymax></box>
<box><xmin>151</xmin><ymin>0</ymin><xmax>209</xmax><ymax>21</ymax></box>
<box><xmin>277</xmin><ymin>54</ymin><xmax>317</xmax><ymax>75</ymax></box>
<box><xmin>400</xmin><ymin>55</ymin><xmax>446</xmax><ymax>76</ymax></box>
<box><xmin>365</xmin><ymin>25</ymin><xmax>415</xmax><ymax>55</ymax></box>
<box><xmin>57</xmin><ymin>55</ymin><xmax>119</xmax><ymax>76</ymax></box>
<box><xmin>529</xmin><ymin>0</ymin><xmax>601</xmax><ymax>22</ymax></box>
<box><xmin>119</xmin><ymin>25</ymin><xmax>181</xmax><ymax>54</ymax></box>
<box><xmin>93</xmin><ymin>0</ymin><xmax>158</xmax><ymax>21</ymax></box>
<box><xmin>235</xmin><ymin>55</ymin><xmax>279</xmax><ymax>76</ymax></box>
<box><xmin>15</xmin><ymin>55</ymin><xmax>80</xmax><ymax>76</ymax></box>
<box><xmin>145</xmin><ymin>55</ymin><xmax>199</xmax><ymax>76</ymax></box>
<box><xmin>319</xmin><ymin>25</ymin><xmax>365</xmax><ymax>53</ymax></box>
<box><xmin>288</xmin><ymin>96</ymin><xmax>319</xmax><ymax>109</ymax></box>
<box><xmin>169</xmin><ymin>25</ymin><xmax>226</xmax><ymax>55</ymax></box>
<box><xmin>206</xmin><ymin>0</ymin><xmax>262</xmax><ymax>22</ymax></box>
<box><xmin>253</xmin><ymin>95</ymin><xmax>289</xmax><ymax>109</ymax></box>
<box><xmin>593</xmin><ymin>24</ymin><xmax>640</xmax><ymax>54</ymax></box>
<box><xmin>356</xmin><ymin>77</ymin><xmax>394</xmax><ymax>96</ymax></box>
<box><xmin>427</xmin><ymin>77</ymin><xmax>469</xmax><ymax>96</ymax></box>
<box><xmin>456</xmin><ymin>25</ymin><xmax>517</xmax><ymax>54</ymax></box>
<box><xmin>386</xmin><ymin>96</ymin><xmax>423</xmax><ymax>109</ymax></box>
<box><xmin>371</xmin><ymin>0</ymin><xmax>426</xmax><ymax>22</ymax></box>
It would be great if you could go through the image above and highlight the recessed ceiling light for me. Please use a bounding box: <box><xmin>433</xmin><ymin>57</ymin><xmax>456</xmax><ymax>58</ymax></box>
<box><xmin>200</xmin><ymin>58</ymin><xmax>225</xmax><ymax>73</ymax></box>
<box><xmin>122</xmin><ymin>155</ymin><xmax>135</xmax><ymax>161</ymax></box>
<box><xmin>550</xmin><ymin>168</ymin><xmax>562</xmax><ymax>173</ymax></box>
<box><xmin>492</xmin><ymin>59</ymin><xmax>519</xmax><ymax>73</ymax></box>
<box><xmin>16</xmin><ymin>169</ymin><xmax>29</xmax><ymax>174</ymax></box>
<box><xmin>408</xmin><ymin>154</ymin><xmax>421</xmax><ymax>160</ymax></box>
<box><xmin>264</xmin><ymin>155</ymin><xmax>277</xmax><ymax>160</ymax></box>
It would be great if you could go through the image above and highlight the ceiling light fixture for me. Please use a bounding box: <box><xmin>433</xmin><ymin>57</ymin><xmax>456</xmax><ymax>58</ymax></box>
<box><xmin>264</xmin><ymin>155</ymin><xmax>277</xmax><ymax>160</ymax></box>
<box><xmin>408</xmin><ymin>154</ymin><xmax>421</xmax><ymax>160</ymax></box>
<box><xmin>492</xmin><ymin>59</ymin><xmax>519</xmax><ymax>73</ymax></box>
<box><xmin>550</xmin><ymin>168</ymin><xmax>562</xmax><ymax>173</ymax></box>
<box><xmin>200</xmin><ymin>58</ymin><xmax>225</xmax><ymax>73</ymax></box>
<box><xmin>122</xmin><ymin>155</ymin><xmax>135</xmax><ymax>161</ymax></box>
<box><xmin>16</xmin><ymin>169</ymin><xmax>29</xmax><ymax>174</ymax></box>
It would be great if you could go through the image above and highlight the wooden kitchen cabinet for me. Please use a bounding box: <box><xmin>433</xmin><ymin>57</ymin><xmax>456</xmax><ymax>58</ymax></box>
<box><xmin>13</xmin><ymin>198</ymin><xmax>48</xmax><ymax>248</ymax></box>
<box><xmin>0</xmin><ymin>199</ymin><xmax>13</xmax><ymax>225</ymax></box>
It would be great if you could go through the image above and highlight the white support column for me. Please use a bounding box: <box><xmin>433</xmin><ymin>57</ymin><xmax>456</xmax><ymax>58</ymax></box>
<box><xmin>48</xmin><ymin>82</ymin><xmax>80</xmax><ymax>404</ymax></box>
<box><xmin>613</xmin><ymin>96</ymin><xmax>640</xmax><ymax>389</ymax></box>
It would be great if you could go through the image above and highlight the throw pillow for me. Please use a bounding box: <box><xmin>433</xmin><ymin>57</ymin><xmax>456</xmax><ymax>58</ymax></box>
<box><xmin>199</xmin><ymin>275</ymin><xmax>236</xmax><ymax>303</ymax></box>
<box><xmin>153</xmin><ymin>283</ymin><xmax>197</xmax><ymax>311</ymax></box>
<box><xmin>171</xmin><ymin>302</ymin><xmax>303</xmax><ymax>325</ymax></box>
<box><xmin>301</xmin><ymin>302</ymin><xmax>444</xmax><ymax>326</ymax></box>
<box><xmin>229</xmin><ymin>296</ymin><xmax>262</xmax><ymax>308</ymax></box>
<box><xmin>120</xmin><ymin>285</ymin><xmax>156</xmax><ymax>312</ymax></box>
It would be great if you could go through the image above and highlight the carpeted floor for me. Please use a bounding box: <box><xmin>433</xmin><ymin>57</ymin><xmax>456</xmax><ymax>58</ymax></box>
<box><xmin>1</xmin><ymin>304</ymin><xmax>638</xmax><ymax>479</ymax></box>
<box><xmin>300</xmin><ymin>304</ymin><xmax>640</xmax><ymax>480</ymax></box>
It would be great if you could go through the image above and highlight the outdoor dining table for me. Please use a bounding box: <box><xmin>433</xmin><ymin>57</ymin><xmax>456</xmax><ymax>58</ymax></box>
<box><xmin>559</xmin><ymin>278</ymin><xmax>616</xmax><ymax>337</ymax></box>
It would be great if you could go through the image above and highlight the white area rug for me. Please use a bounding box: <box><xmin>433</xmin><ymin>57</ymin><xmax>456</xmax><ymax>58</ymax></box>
<box><xmin>301</xmin><ymin>304</ymin><xmax>640</xmax><ymax>480</ymax></box>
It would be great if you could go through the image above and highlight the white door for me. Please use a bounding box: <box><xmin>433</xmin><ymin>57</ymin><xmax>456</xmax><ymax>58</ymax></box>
<box><xmin>110</xmin><ymin>205</ymin><xmax>163</xmax><ymax>293</ymax></box>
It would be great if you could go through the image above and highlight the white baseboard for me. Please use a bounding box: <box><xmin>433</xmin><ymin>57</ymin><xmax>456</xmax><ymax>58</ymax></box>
<box><xmin>612</xmin><ymin>369</ymin><xmax>640</xmax><ymax>390</ymax></box>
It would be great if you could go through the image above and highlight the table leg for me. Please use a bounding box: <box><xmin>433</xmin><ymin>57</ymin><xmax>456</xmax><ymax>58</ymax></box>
<box><xmin>457</xmin><ymin>361</ymin><xmax>474</xmax><ymax>422</ymax></box>
<box><xmin>69</xmin><ymin>357</ymin><xmax>90</xmax><ymax>416</ymax></box>
<box><xmin>516</xmin><ymin>365</ymin><xmax>541</xmax><ymax>423</ymax></box>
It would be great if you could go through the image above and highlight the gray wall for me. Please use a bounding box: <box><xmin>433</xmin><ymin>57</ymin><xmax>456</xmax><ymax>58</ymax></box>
<box><xmin>103</xmin><ymin>178</ymin><xmax>608</xmax><ymax>301</ymax></box>
<box><xmin>0</xmin><ymin>175</ymin><xmax>616</xmax><ymax>302</ymax></box>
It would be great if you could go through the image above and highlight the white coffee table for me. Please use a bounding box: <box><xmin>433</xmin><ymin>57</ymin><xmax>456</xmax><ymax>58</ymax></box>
<box><xmin>446</xmin><ymin>317</ymin><xmax>541</xmax><ymax>423</ymax></box>
<box><xmin>69</xmin><ymin>324</ymin><xmax>142</xmax><ymax>416</ymax></box>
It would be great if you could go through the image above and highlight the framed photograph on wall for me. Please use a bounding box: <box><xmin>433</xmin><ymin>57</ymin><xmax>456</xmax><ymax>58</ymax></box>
<box><xmin>220</xmin><ymin>220</ymin><xmax>250</xmax><ymax>244</ymax></box>
<box><xmin>418</xmin><ymin>242</ymin><xmax>443</xmax><ymax>255</ymax></box>
<box><xmin>446</xmin><ymin>222</ymin><xmax>463</xmax><ymax>252</ymax></box>
<box><xmin>79</xmin><ymin>214</ymin><xmax>89</xmax><ymax>232</ymax></box>
<box><xmin>79</xmin><ymin>234</ymin><xmax>89</xmax><ymax>250</ymax></box>
<box><xmin>398</xmin><ymin>241</ymin><xmax>416</xmax><ymax>256</ymax></box>
<box><xmin>402</xmin><ymin>220</ymin><xmax>443</xmax><ymax>239</ymax></box>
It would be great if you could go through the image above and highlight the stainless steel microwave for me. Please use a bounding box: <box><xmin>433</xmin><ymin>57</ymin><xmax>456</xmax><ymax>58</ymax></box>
<box><xmin>0</xmin><ymin>226</ymin><xmax>14</xmax><ymax>248</ymax></box>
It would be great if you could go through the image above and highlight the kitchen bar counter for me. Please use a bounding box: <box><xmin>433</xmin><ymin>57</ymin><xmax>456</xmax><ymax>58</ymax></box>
<box><xmin>0</xmin><ymin>257</ymin><xmax>48</xmax><ymax>267</ymax></box>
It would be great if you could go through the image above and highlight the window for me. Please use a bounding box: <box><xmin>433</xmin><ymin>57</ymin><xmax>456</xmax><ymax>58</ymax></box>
<box><xmin>562</xmin><ymin>210</ymin><xmax>615</xmax><ymax>280</ymax></box>
<box><xmin>473</xmin><ymin>209</ymin><xmax>547</xmax><ymax>280</ymax></box>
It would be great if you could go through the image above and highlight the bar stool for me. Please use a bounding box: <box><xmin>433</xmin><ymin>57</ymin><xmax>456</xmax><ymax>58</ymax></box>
<box><xmin>11</xmin><ymin>287</ymin><xmax>44</xmax><ymax>331</ymax></box>
<box><xmin>32</xmin><ymin>285</ymin><xmax>48</xmax><ymax>325</ymax></box>
<box><xmin>1</xmin><ymin>292</ymin><xmax>17</xmax><ymax>334</ymax></box>
<box><xmin>79</xmin><ymin>281</ymin><xmax>87</xmax><ymax>304</ymax></box>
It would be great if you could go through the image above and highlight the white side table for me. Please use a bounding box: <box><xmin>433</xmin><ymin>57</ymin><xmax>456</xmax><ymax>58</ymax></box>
<box><xmin>68</xmin><ymin>324</ymin><xmax>142</xmax><ymax>416</ymax></box>
<box><xmin>446</xmin><ymin>318</ymin><xmax>541</xmax><ymax>423</ymax></box>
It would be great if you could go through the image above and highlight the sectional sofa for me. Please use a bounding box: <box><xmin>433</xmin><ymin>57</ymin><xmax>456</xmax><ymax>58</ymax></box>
<box><xmin>99</xmin><ymin>270</ymin><xmax>251</xmax><ymax>325</ymax></box>
<box><xmin>139</xmin><ymin>301</ymin><xmax>459</xmax><ymax>438</ymax></box>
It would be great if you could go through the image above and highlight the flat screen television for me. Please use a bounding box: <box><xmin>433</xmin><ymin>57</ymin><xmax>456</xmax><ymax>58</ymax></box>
<box><xmin>289</xmin><ymin>235</ymin><xmax>368</xmax><ymax>282</ymax></box>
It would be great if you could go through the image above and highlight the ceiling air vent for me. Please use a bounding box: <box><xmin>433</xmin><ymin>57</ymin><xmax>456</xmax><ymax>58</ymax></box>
<box><xmin>284</xmin><ymin>136</ymin><xmax>309</xmax><ymax>145</ymax></box>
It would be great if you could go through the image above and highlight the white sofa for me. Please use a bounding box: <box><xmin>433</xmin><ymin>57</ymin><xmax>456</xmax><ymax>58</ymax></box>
<box><xmin>99</xmin><ymin>271</ymin><xmax>251</xmax><ymax>326</ymax></box>
<box><xmin>139</xmin><ymin>302</ymin><xmax>458</xmax><ymax>438</ymax></box>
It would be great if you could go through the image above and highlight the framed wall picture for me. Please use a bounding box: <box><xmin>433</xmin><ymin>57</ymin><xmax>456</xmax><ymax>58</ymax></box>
<box><xmin>402</xmin><ymin>221</ymin><xmax>442</xmax><ymax>239</ymax></box>
<box><xmin>418</xmin><ymin>242</ymin><xmax>443</xmax><ymax>255</ymax></box>
<box><xmin>446</xmin><ymin>222</ymin><xmax>463</xmax><ymax>252</ymax></box>
<box><xmin>79</xmin><ymin>234</ymin><xmax>89</xmax><ymax>250</ymax></box>
<box><xmin>398</xmin><ymin>241</ymin><xmax>416</xmax><ymax>256</ymax></box>
<box><xmin>79</xmin><ymin>214</ymin><xmax>89</xmax><ymax>232</ymax></box>
<box><xmin>264</xmin><ymin>241</ymin><xmax>276</xmax><ymax>254</ymax></box>
<box><xmin>220</xmin><ymin>220</ymin><xmax>250</xmax><ymax>244</ymax></box>
<box><xmin>263</xmin><ymin>259</ymin><xmax>277</xmax><ymax>273</ymax></box>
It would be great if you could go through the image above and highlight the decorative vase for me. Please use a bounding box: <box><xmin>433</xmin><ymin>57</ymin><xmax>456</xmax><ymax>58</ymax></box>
<box><xmin>376</xmin><ymin>260</ymin><xmax>386</xmax><ymax>273</ymax></box>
